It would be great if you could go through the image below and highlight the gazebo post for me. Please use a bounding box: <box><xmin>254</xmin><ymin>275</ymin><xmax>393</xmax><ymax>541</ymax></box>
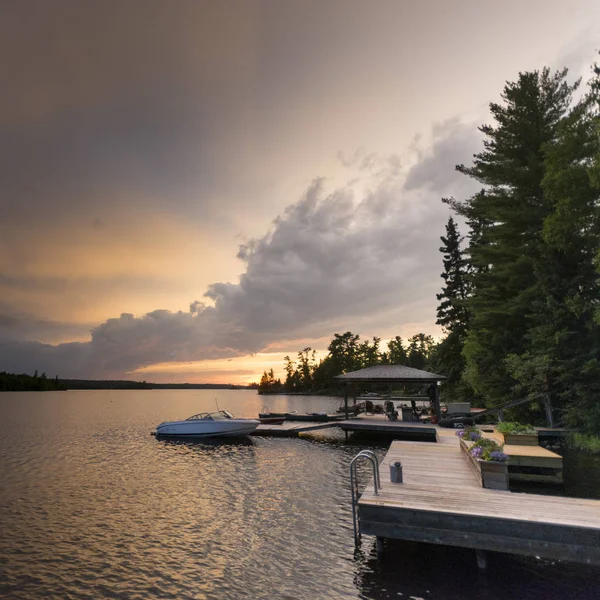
<box><xmin>344</xmin><ymin>384</ymin><xmax>349</xmax><ymax>420</ymax></box>
<box><xmin>433</xmin><ymin>382</ymin><xmax>441</xmax><ymax>422</ymax></box>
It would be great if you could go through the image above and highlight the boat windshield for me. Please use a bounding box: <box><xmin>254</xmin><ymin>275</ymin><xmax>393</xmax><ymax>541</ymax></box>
<box><xmin>185</xmin><ymin>411</ymin><xmax>233</xmax><ymax>421</ymax></box>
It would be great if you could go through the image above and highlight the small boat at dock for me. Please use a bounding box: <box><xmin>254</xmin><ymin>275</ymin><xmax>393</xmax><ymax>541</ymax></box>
<box><xmin>155</xmin><ymin>410</ymin><xmax>259</xmax><ymax>438</ymax></box>
<box><xmin>258</xmin><ymin>410</ymin><xmax>297</xmax><ymax>419</ymax></box>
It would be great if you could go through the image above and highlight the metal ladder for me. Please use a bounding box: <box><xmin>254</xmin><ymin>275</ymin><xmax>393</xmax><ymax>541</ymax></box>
<box><xmin>350</xmin><ymin>450</ymin><xmax>380</xmax><ymax>545</ymax></box>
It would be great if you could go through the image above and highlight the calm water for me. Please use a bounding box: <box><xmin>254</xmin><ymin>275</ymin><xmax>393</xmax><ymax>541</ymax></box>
<box><xmin>1</xmin><ymin>390</ymin><xmax>600</xmax><ymax>600</ymax></box>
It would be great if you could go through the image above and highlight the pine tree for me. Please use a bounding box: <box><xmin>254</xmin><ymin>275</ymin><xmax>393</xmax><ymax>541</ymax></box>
<box><xmin>434</xmin><ymin>216</ymin><xmax>472</xmax><ymax>399</ymax></box>
<box><xmin>406</xmin><ymin>334</ymin><xmax>434</xmax><ymax>370</ymax></box>
<box><xmin>385</xmin><ymin>336</ymin><xmax>408</xmax><ymax>365</ymax></box>
<box><xmin>436</xmin><ymin>217</ymin><xmax>470</xmax><ymax>333</ymax></box>
<box><xmin>449</xmin><ymin>68</ymin><xmax>580</xmax><ymax>406</ymax></box>
<box><xmin>327</xmin><ymin>332</ymin><xmax>361</xmax><ymax>373</ymax></box>
<box><xmin>508</xmin><ymin>64</ymin><xmax>600</xmax><ymax>431</ymax></box>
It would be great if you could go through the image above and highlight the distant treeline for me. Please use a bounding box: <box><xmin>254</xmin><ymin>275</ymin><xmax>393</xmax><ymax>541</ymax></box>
<box><xmin>61</xmin><ymin>380</ymin><xmax>252</xmax><ymax>390</ymax></box>
<box><xmin>0</xmin><ymin>371</ymin><xmax>67</xmax><ymax>391</ymax></box>
<box><xmin>258</xmin><ymin>332</ymin><xmax>434</xmax><ymax>395</ymax></box>
<box><xmin>0</xmin><ymin>373</ymin><xmax>255</xmax><ymax>391</ymax></box>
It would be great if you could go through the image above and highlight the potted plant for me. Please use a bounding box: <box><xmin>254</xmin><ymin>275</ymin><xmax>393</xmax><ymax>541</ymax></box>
<box><xmin>494</xmin><ymin>422</ymin><xmax>538</xmax><ymax>446</ymax></box>
<box><xmin>457</xmin><ymin>429</ymin><xmax>509</xmax><ymax>490</ymax></box>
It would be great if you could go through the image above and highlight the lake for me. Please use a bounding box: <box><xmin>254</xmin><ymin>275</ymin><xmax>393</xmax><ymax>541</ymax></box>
<box><xmin>1</xmin><ymin>390</ymin><xmax>599</xmax><ymax>599</ymax></box>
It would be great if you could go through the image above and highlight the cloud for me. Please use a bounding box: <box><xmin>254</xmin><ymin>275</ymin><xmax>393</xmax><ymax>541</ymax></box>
<box><xmin>404</xmin><ymin>118</ymin><xmax>482</xmax><ymax>195</ymax></box>
<box><xmin>0</xmin><ymin>308</ymin><xmax>245</xmax><ymax>379</ymax></box>
<box><xmin>0</xmin><ymin>113</ymin><xmax>485</xmax><ymax>379</ymax></box>
<box><xmin>205</xmin><ymin>177</ymin><xmax>440</xmax><ymax>347</ymax></box>
<box><xmin>0</xmin><ymin>301</ymin><xmax>92</xmax><ymax>344</ymax></box>
<box><xmin>337</xmin><ymin>148</ymin><xmax>402</xmax><ymax>177</ymax></box>
<box><xmin>1</xmin><ymin>134</ymin><xmax>471</xmax><ymax>378</ymax></box>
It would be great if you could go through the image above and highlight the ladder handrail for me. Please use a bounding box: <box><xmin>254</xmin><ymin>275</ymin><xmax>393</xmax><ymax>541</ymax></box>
<box><xmin>350</xmin><ymin>450</ymin><xmax>380</xmax><ymax>545</ymax></box>
<box><xmin>357</xmin><ymin>450</ymin><xmax>381</xmax><ymax>489</ymax></box>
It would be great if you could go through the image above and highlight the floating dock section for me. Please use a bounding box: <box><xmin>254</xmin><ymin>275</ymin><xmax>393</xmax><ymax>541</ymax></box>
<box><xmin>252</xmin><ymin>422</ymin><xmax>337</xmax><ymax>437</ymax></box>
<box><xmin>357</xmin><ymin>439</ymin><xmax>600</xmax><ymax>565</ymax></box>
<box><xmin>252</xmin><ymin>417</ymin><xmax>440</xmax><ymax>439</ymax></box>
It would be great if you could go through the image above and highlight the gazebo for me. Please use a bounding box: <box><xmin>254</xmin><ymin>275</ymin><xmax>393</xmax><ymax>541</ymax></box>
<box><xmin>334</xmin><ymin>365</ymin><xmax>446</xmax><ymax>421</ymax></box>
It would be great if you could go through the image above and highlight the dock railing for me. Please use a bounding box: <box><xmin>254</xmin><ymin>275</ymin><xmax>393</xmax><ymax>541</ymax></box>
<box><xmin>350</xmin><ymin>450</ymin><xmax>380</xmax><ymax>545</ymax></box>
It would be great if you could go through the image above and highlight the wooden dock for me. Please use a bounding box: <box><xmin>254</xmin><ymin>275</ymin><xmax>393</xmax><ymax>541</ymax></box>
<box><xmin>252</xmin><ymin>422</ymin><xmax>337</xmax><ymax>437</ymax></box>
<box><xmin>251</xmin><ymin>415</ymin><xmax>570</xmax><ymax>481</ymax></box>
<box><xmin>251</xmin><ymin>417</ymin><xmax>439</xmax><ymax>439</ymax></box>
<box><xmin>357</xmin><ymin>439</ymin><xmax>600</xmax><ymax>565</ymax></box>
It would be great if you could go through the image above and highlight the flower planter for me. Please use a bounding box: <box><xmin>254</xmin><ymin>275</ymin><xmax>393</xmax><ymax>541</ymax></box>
<box><xmin>495</xmin><ymin>431</ymin><xmax>539</xmax><ymax>446</ymax></box>
<box><xmin>460</xmin><ymin>438</ymin><xmax>509</xmax><ymax>490</ymax></box>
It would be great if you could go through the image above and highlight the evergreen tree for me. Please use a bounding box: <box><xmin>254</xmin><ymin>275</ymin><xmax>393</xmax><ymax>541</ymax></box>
<box><xmin>436</xmin><ymin>216</ymin><xmax>470</xmax><ymax>332</ymax></box>
<box><xmin>385</xmin><ymin>336</ymin><xmax>408</xmax><ymax>365</ymax></box>
<box><xmin>258</xmin><ymin>368</ymin><xmax>282</xmax><ymax>394</ymax></box>
<box><xmin>327</xmin><ymin>332</ymin><xmax>361</xmax><ymax>374</ymax></box>
<box><xmin>297</xmin><ymin>347</ymin><xmax>317</xmax><ymax>390</ymax></box>
<box><xmin>357</xmin><ymin>337</ymin><xmax>382</xmax><ymax>367</ymax></box>
<box><xmin>406</xmin><ymin>334</ymin><xmax>434</xmax><ymax>370</ymax></box>
<box><xmin>434</xmin><ymin>217</ymin><xmax>473</xmax><ymax>399</ymax></box>
<box><xmin>507</xmin><ymin>64</ymin><xmax>600</xmax><ymax>431</ymax></box>
<box><xmin>449</xmin><ymin>68</ymin><xmax>580</xmax><ymax>406</ymax></box>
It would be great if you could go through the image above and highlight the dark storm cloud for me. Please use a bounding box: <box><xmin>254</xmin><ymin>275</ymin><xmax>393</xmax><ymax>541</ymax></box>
<box><xmin>0</xmin><ymin>338</ymin><xmax>93</xmax><ymax>378</ymax></box>
<box><xmin>0</xmin><ymin>308</ymin><xmax>246</xmax><ymax>378</ymax></box>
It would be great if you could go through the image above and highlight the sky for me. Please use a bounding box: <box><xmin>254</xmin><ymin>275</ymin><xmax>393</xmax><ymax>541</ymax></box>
<box><xmin>1</xmin><ymin>0</ymin><xmax>599</xmax><ymax>384</ymax></box>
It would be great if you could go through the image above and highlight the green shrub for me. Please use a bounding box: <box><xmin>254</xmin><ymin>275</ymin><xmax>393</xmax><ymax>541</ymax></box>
<box><xmin>495</xmin><ymin>421</ymin><xmax>536</xmax><ymax>435</ymax></box>
<box><xmin>569</xmin><ymin>433</ymin><xmax>600</xmax><ymax>455</ymax></box>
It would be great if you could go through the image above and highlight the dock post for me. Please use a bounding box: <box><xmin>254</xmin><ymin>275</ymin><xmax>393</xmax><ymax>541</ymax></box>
<box><xmin>475</xmin><ymin>549</ymin><xmax>488</xmax><ymax>570</ymax></box>
<box><xmin>376</xmin><ymin>537</ymin><xmax>385</xmax><ymax>558</ymax></box>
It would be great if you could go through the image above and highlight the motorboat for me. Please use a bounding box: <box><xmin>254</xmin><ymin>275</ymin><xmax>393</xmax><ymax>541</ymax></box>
<box><xmin>155</xmin><ymin>410</ymin><xmax>260</xmax><ymax>438</ymax></box>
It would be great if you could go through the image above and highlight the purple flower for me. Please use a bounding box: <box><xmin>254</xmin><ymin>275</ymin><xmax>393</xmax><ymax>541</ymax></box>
<box><xmin>489</xmin><ymin>451</ymin><xmax>508</xmax><ymax>462</ymax></box>
<box><xmin>456</xmin><ymin>430</ymin><xmax>466</xmax><ymax>438</ymax></box>
<box><xmin>470</xmin><ymin>447</ymin><xmax>483</xmax><ymax>458</ymax></box>
<box><xmin>469</xmin><ymin>432</ymin><xmax>482</xmax><ymax>441</ymax></box>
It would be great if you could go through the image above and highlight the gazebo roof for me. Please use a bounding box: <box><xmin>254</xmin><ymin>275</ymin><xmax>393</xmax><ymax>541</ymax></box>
<box><xmin>334</xmin><ymin>364</ymin><xmax>446</xmax><ymax>383</ymax></box>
